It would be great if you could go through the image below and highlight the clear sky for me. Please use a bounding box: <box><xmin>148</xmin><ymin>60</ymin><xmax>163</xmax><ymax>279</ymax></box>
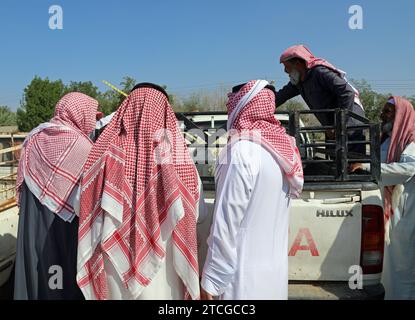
<box><xmin>1</xmin><ymin>0</ymin><xmax>414</xmax><ymax>110</ymax></box>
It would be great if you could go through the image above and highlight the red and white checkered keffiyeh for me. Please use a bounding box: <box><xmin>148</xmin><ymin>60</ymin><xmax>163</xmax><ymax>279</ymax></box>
<box><xmin>76</xmin><ymin>87</ymin><xmax>201</xmax><ymax>300</ymax></box>
<box><xmin>226</xmin><ymin>80</ymin><xmax>304</xmax><ymax>198</ymax></box>
<box><xmin>384</xmin><ymin>96</ymin><xmax>415</xmax><ymax>222</ymax></box>
<box><xmin>16</xmin><ymin>92</ymin><xmax>99</xmax><ymax>222</ymax></box>
<box><xmin>280</xmin><ymin>44</ymin><xmax>341</xmax><ymax>74</ymax></box>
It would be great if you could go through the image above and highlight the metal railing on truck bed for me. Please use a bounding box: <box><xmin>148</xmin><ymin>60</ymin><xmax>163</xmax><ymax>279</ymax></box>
<box><xmin>175</xmin><ymin>109</ymin><xmax>381</xmax><ymax>189</ymax></box>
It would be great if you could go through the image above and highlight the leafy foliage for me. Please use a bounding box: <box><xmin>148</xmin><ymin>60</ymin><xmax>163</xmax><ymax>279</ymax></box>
<box><xmin>0</xmin><ymin>106</ymin><xmax>17</xmax><ymax>126</ymax></box>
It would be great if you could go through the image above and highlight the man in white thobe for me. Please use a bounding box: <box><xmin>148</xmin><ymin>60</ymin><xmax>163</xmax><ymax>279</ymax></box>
<box><xmin>76</xmin><ymin>84</ymin><xmax>204</xmax><ymax>300</ymax></box>
<box><xmin>201</xmin><ymin>80</ymin><xmax>304</xmax><ymax>300</ymax></box>
<box><xmin>352</xmin><ymin>96</ymin><xmax>415</xmax><ymax>299</ymax></box>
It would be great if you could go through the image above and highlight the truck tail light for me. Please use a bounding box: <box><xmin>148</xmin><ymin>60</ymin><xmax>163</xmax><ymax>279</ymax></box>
<box><xmin>360</xmin><ymin>205</ymin><xmax>384</xmax><ymax>274</ymax></box>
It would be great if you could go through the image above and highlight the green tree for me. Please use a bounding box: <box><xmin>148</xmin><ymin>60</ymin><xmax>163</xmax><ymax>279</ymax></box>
<box><xmin>65</xmin><ymin>80</ymin><xmax>116</xmax><ymax>115</ymax></box>
<box><xmin>351</xmin><ymin>79</ymin><xmax>391</xmax><ymax>122</ymax></box>
<box><xmin>64</xmin><ymin>81</ymin><xmax>101</xmax><ymax>98</ymax></box>
<box><xmin>0</xmin><ymin>106</ymin><xmax>17</xmax><ymax>126</ymax></box>
<box><xmin>160</xmin><ymin>85</ymin><xmax>180</xmax><ymax>109</ymax></box>
<box><xmin>120</xmin><ymin>76</ymin><xmax>136</xmax><ymax>94</ymax></box>
<box><xmin>181</xmin><ymin>93</ymin><xmax>204</xmax><ymax>112</ymax></box>
<box><xmin>174</xmin><ymin>87</ymin><xmax>228</xmax><ymax>112</ymax></box>
<box><xmin>17</xmin><ymin>76</ymin><xmax>65</xmax><ymax>131</ymax></box>
<box><xmin>99</xmin><ymin>76</ymin><xmax>137</xmax><ymax>115</ymax></box>
<box><xmin>97</xmin><ymin>90</ymin><xmax>119</xmax><ymax>115</ymax></box>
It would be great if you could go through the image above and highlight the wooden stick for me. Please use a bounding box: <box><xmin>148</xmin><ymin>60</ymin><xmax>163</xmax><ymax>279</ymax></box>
<box><xmin>0</xmin><ymin>172</ymin><xmax>17</xmax><ymax>180</ymax></box>
<box><xmin>0</xmin><ymin>145</ymin><xmax>22</xmax><ymax>155</ymax></box>
<box><xmin>102</xmin><ymin>80</ymin><xmax>128</xmax><ymax>97</ymax></box>
<box><xmin>0</xmin><ymin>199</ymin><xmax>17</xmax><ymax>213</ymax></box>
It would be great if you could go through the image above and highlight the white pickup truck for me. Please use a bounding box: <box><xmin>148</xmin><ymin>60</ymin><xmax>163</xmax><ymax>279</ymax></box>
<box><xmin>180</xmin><ymin>109</ymin><xmax>385</xmax><ymax>300</ymax></box>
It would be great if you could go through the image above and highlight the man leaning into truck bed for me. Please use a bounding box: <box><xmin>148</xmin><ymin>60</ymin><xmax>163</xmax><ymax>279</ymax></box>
<box><xmin>275</xmin><ymin>45</ymin><xmax>366</xmax><ymax>156</ymax></box>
